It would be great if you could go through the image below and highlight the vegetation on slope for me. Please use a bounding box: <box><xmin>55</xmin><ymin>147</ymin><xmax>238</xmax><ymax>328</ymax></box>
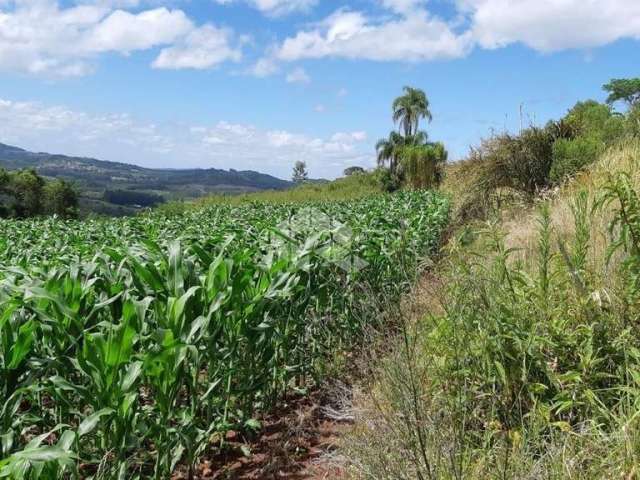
<box><xmin>0</xmin><ymin>142</ymin><xmax>292</xmax><ymax>215</ymax></box>
<box><xmin>344</xmin><ymin>79</ymin><xmax>640</xmax><ymax>479</ymax></box>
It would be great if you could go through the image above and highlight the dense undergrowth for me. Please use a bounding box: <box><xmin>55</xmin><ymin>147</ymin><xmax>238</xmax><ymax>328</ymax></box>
<box><xmin>345</xmin><ymin>135</ymin><xmax>640</xmax><ymax>476</ymax></box>
<box><xmin>0</xmin><ymin>191</ymin><xmax>448</xmax><ymax>479</ymax></box>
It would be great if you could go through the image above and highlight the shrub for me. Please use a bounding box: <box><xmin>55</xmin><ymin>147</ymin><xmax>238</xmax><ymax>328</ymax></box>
<box><xmin>550</xmin><ymin>135</ymin><xmax>604</xmax><ymax>183</ymax></box>
<box><xmin>546</xmin><ymin>101</ymin><xmax>625</xmax><ymax>182</ymax></box>
<box><xmin>399</xmin><ymin>142</ymin><xmax>447</xmax><ymax>190</ymax></box>
<box><xmin>373</xmin><ymin>166</ymin><xmax>401</xmax><ymax>192</ymax></box>
<box><xmin>625</xmin><ymin>104</ymin><xmax>640</xmax><ymax>138</ymax></box>
<box><xmin>474</xmin><ymin>127</ymin><xmax>555</xmax><ymax>198</ymax></box>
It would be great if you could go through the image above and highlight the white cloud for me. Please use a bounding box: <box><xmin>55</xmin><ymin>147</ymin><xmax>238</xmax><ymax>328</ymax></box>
<box><xmin>459</xmin><ymin>0</ymin><xmax>640</xmax><ymax>52</ymax></box>
<box><xmin>274</xmin><ymin>8</ymin><xmax>472</xmax><ymax>62</ymax></box>
<box><xmin>285</xmin><ymin>66</ymin><xmax>310</xmax><ymax>83</ymax></box>
<box><xmin>248</xmin><ymin>57</ymin><xmax>279</xmax><ymax>77</ymax></box>
<box><xmin>0</xmin><ymin>1</ymin><xmax>242</xmax><ymax>76</ymax></box>
<box><xmin>314</xmin><ymin>104</ymin><xmax>325</xmax><ymax>113</ymax></box>
<box><xmin>337</xmin><ymin>88</ymin><xmax>348</xmax><ymax>97</ymax></box>
<box><xmin>86</xmin><ymin>8</ymin><xmax>192</xmax><ymax>52</ymax></box>
<box><xmin>267</xmin><ymin>0</ymin><xmax>640</xmax><ymax>67</ymax></box>
<box><xmin>331</xmin><ymin>131</ymin><xmax>367</xmax><ymax>142</ymax></box>
<box><xmin>0</xmin><ymin>97</ymin><xmax>372</xmax><ymax>178</ymax></box>
<box><xmin>153</xmin><ymin>25</ymin><xmax>242</xmax><ymax>69</ymax></box>
<box><xmin>215</xmin><ymin>0</ymin><xmax>317</xmax><ymax>17</ymax></box>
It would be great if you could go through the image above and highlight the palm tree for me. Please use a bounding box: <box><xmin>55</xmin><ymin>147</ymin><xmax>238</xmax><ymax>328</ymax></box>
<box><xmin>376</xmin><ymin>131</ymin><xmax>405</xmax><ymax>173</ymax></box>
<box><xmin>392</xmin><ymin>86</ymin><xmax>432</xmax><ymax>138</ymax></box>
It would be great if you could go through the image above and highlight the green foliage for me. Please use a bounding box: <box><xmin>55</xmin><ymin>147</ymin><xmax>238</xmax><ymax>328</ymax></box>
<box><xmin>343</xmin><ymin>166</ymin><xmax>366</xmax><ymax>176</ymax></box>
<box><xmin>373</xmin><ymin>167</ymin><xmax>401</xmax><ymax>193</ymax></box>
<box><xmin>8</xmin><ymin>168</ymin><xmax>45</xmax><ymax>217</ymax></box>
<box><xmin>347</xmin><ymin>177</ymin><xmax>640</xmax><ymax>478</ymax></box>
<box><xmin>625</xmin><ymin>103</ymin><xmax>640</xmax><ymax>138</ymax></box>
<box><xmin>43</xmin><ymin>180</ymin><xmax>78</xmax><ymax>218</ymax></box>
<box><xmin>464</xmin><ymin>99</ymin><xmax>635</xmax><ymax>215</ymax></box>
<box><xmin>548</xmin><ymin>101</ymin><xmax>625</xmax><ymax>183</ymax></box>
<box><xmin>376</xmin><ymin>131</ymin><xmax>405</xmax><ymax>174</ymax></box>
<box><xmin>475</xmin><ymin>126</ymin><xmax>555</xmax><ymax>198</ymax></box>
<box><xmin>550</xmin><ymin>135</ymin><xmax>604</xmax><ymax>183</ymax></box>
<box><xmin>0</xmin><ymin>191</ymin><xmax>450</xmax><ymax>478</ymax></box>
<box><xmin>0</xmin><ymin>169</ymin><xmax>78</xmax><ymax>219</ymax></box>
<box><xmin>184</xmin><ymin>171</ymin><xmax>381</xmax><ymax>208</ymax></box>
<box><xmin>392</xmin><ymin>86</ymin><xmax>432</xmax><ymax>138</ymax></box>
<box><xmin>377</xmin><ymin>86</ymin><xmax>447</xmax><ymax>190</ymax></box>
<box><xmin>399</xmin><ymin>142</ymin><xmax>447</xmax><ymax>189</ymax></box>
<box><xmin>603</xmin><ymin>77</ymin><xmax>640</xmax><ymax>107</ymax></box>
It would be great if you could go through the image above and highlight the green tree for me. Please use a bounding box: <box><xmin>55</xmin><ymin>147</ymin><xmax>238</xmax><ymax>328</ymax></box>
<box><xmin>9</xmin><ymin>168</ymin><xmax>45</xmax><ymax>217</ymax></box>
<box><xmin>343</xmin><ymin>166</ymin><xmax>365</xmax><ymax>176</ymax></box>
<box><xmin>291</xmin><ymin>160</ymin><xmax>308</xmax><ymax>183</ymax></box>
<box><xmin>392</xmin><ymin>86</ymin><xmax>432</xmax><ymax>137</ymax></box>
<box><xmin>376</xmin><ymin>131</ymin><xmax>405</xmax><ymax>174</ymax></box>
<box><xmin>43</xmin><ymin>179</ymin><xmax>79</xmax><ymax>218</ymax></box>
<box><xmin>603</xmin><ymin>78</ymin><xmax>640</xmax><ymax>107</ymax></box>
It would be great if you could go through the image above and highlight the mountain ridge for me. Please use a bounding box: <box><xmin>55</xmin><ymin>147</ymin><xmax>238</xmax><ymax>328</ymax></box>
<box><xmin>0</xmin><ymin>142</ymin><xmax>293</xmax><ymax>214</ymax></box>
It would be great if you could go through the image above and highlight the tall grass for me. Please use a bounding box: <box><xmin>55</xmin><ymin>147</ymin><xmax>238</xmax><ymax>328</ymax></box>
<box><xmin>345</xmin><ymin>142</ymin><xmax>640</xmax><ymax>479</ymax></box>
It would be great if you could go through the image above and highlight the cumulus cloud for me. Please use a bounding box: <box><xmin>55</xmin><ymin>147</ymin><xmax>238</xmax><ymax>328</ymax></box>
<box><xmin>459</xmin><ymin>0</ymin><xmax>640</xmax><ymax>51</ymax></box>
<box><xmin>0</xmin><ymin>97</ymin><xmax>372</xmax><ymax>178</ymax></box>
<box><xmin>285</xmin><ymin>66</ymin><xmax>310</xmax><ymax>83</ymax></box>
<box><xmin>153</xmin><ymin>25</ymin><xmax>242</xmax><ymax>69</ymax></box>
<box><xmin>269</xmin><ymin>7</ymin><xmax>471</xmax><ymax>64</ymax></box>
<box><xmin>0</xmin><ymin>0</ymin><xmax>243</xmax><ymax>76</ymax></box>
<box><xmin>215</xmin><ymin>0</ymin><xmax>317</xmax><ymax>17</ymax></box>
<box><xmin>261</xmin><ymin>0</ymin><xmax>640</xmax><ymax>69</ymax></box>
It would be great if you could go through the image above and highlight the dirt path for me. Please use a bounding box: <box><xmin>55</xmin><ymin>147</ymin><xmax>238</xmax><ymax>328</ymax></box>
<box><xmin>173</xmin><ymin>385</ymin><xmax>352</xmax><ymax>479</ymax></box>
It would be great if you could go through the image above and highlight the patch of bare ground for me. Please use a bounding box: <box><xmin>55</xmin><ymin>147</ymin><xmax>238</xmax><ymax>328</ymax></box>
<box><xmin>172</xmin><ymin>381</ymin><xmax>353</xmax><ymax>479</ymax></box>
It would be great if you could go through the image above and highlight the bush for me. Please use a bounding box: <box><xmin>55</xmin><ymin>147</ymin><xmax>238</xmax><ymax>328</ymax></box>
<box><xmin>550</xmin><ymin>135</ymin><xmax>604</xmax><ymax>183</ymax></box>
<box><xmin>546</xmin><ymin>101</ymin><xmax>625</xmax><ymax>182</ymax></box>
<box><xmin>475</xmin><ymin>127</ymin><xmax>555</xmax><ymax>198</ymax></box>
<box><xmin>373</xmin><ymin>167</ymin><xmax>401</xmax><ymax>192</ymax></box>
<box><xmin>625</xmin><ymin>104</ymin><xmax>640</xmax><ymax>138</ymax></box>
<box><xmin>399</xmin><ymin>142</ymin><xmax>447</xmax><ymax>189</ymax></box>
<box><xmin>564</xmin><ymin>100</ymin><xmax>617</xmax><ymax>138</ymax></box>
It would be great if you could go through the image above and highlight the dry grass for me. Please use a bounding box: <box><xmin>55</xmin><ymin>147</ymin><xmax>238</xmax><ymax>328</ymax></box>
<box><xmin>341</xmin><ymin>140</ymin><xmax>640</xmax><ymax>480</ymax></box>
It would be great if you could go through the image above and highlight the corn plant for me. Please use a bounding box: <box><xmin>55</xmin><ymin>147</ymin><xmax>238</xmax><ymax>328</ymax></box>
<box><xmin>0</xmin><ymin>191</ymin><xmax>449</xmax><ymax>478</ymax></box>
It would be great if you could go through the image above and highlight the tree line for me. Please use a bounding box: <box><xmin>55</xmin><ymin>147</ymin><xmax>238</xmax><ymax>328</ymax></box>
<box><xmin>0</xmin><ymin>168</ymin><xmax>79</xmax><ymax>219</ymax></box>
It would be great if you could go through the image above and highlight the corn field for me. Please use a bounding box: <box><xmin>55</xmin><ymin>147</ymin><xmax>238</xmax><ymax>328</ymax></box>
<box><xmin>0</xmin><ymin>191</ymin><xmax>449</xmax><ymax>479</ymax></box>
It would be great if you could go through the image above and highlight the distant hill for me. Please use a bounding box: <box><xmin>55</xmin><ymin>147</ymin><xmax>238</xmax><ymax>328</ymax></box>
<box><xmin>0</xmin><ymin>143</ymin><xmax>292</xmax><ymax>215</ymax></box>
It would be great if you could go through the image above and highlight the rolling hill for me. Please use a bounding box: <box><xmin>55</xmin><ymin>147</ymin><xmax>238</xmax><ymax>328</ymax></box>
<box><xmin>0</xmin><ymin>143</ymin><xmax>292</xmax><ymax>215</ymax></box>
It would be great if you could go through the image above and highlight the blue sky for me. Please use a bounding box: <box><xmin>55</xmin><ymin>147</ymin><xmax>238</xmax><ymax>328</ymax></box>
<box><xmin>0</xmin><ymin>0</ymin><xmax>638</xmax><ymax>179</ymax></box>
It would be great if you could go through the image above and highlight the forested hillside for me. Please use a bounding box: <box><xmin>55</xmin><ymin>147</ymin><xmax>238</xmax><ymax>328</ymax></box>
<box><xmin>0</xmin><ymin>143</ymin><xmax>292</xmax><ymax>215</ymax></box>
